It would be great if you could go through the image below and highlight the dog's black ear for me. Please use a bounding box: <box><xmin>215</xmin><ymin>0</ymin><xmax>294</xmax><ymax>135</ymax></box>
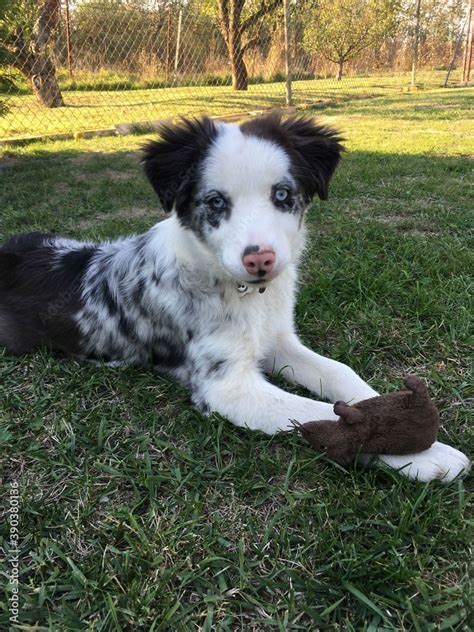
<box><xmin>280</xmin><ymin>117</ymin><xmax>343</xmax><ymax>201</ymax></box>
<box><xmin>241</xmin><ymin>114</ymin><xmax>343</xmax><ymax>201</ymax></box>
<box><xmin>141</xmin><ymin>117</ymin><xmax>218</xmax><ymax>212</ymax></box>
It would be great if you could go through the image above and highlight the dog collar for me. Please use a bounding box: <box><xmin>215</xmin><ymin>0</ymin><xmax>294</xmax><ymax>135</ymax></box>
<box><xmin>237</xmin><ymin>283</ymin><xmax>266</xmax><ymax>297</ymax></box>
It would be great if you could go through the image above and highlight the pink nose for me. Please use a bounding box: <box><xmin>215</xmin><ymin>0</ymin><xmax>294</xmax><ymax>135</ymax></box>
<box><xmin>242</xmin><ymin>248</ymin><xmax>276</xmax><ymax>276</ymax></box>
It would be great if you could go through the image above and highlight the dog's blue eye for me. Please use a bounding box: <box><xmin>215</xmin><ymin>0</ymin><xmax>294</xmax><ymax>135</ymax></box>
<box><xmin>209</xmin><ymin>195</ymin><xmax>226</xmax><ymax>211</ymax></box>
<box><xmin>274</xmin><ymin>188</ymin><xmax>289</xmax><ymax>202</ymax></box>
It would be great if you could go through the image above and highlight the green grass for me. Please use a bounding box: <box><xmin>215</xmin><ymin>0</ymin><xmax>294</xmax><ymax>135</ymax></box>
<box><xmin>0</xmin><ymin>88</ymin><xmax>473</xmax><ymax>630</ymax></box>
<box><xmin>0</xmin><ymin>69</ymin><xmax>464</xmax><ymax>140</ymax></box>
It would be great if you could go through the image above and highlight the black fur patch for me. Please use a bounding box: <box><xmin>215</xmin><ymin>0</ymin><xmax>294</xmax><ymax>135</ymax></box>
<box><xmin>0</xmin><ymin>235</ymin><xmax>97</xmax><ymax>354</ymax></box>
<box><xmin>151</xmin><ymin>338</ymin><xmax>186</xmax><ymax>369</ymax></box>
<box><xmin>179</xmin><ymin>193</ymin><xmax>233</xmax><ymax>239</ymax></box>
<box><xmin>141</xmin><ymin>117</ymin><xmax>218</xmax><ymax>220</ymax></box>
<box><xmin>101</xmin><ymin>279</ymin><xmax>118</xmax><ymax>316</ymax></box>
<box><xmin>86</xmin><ymin>351</ymin><xmax>112</xmax><ymax>363</ymax></box>
<box><xmin>241</xmin><ymin>114</ymin><xmax>343</xmax><ymax>201</ymax></box>
<box><xmin>118</xmin><ymin>310</ymin><xmax>137</xmax><ymax>341</ymax></box>
<box><xmin>132</xmin><ymin>278</ymin><xmax>146</xmax><ymax>304</ymax></box>
<box><xmin>60</xmin><ymin>248</ymin><xmax>97</xmax><ymax>280</ymax></box>
<box><xmin>202</xmin><ymin>191</ymin><xmax>232</xmax><ymax>230</ymax></box>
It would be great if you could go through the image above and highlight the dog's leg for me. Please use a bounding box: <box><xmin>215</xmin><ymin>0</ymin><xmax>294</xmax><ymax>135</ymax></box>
<box><xmin>265</xmin><ymin>331</ymin><xmax>378</xmax><ymax>403</ymax></box>
<box><xmin>265</xmin><ymin>332</ymin><xmax>471</xmax><ymax>482</ymax></box>
<box><xmin>195</xmin><ymin>367</ymin><xmax>338</xmax><ymax>435</ymax></box>
<box><xmin>357</xmin><ymin>443</ymin><xmax>471</xmax><ymax>483</ymax></box>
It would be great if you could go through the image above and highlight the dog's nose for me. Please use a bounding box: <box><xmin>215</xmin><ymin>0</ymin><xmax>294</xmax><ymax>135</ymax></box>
<box><xmin>242</xmin><ymin>246</ymin><xmax>276</xmax><ymax>276</ymax></box>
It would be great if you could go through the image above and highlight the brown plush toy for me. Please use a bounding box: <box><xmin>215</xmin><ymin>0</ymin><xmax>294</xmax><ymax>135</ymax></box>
<box><xmin>294</xmin><ymin>376</ymin><xmax>439</xmax><ymax>465</ymax></box>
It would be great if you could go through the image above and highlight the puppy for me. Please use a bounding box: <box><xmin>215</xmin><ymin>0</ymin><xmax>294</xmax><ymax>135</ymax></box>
<box><xmin>0</xmin><ymin>115</ymin><xmax>469</xmax><ymax>482</ymax></box>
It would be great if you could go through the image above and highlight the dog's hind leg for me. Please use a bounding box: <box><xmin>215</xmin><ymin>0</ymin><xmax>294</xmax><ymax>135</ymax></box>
<box><xmin>0</xmin><ymin>310</ymin><xmax>42</xmax><ymax>354</ymax></box>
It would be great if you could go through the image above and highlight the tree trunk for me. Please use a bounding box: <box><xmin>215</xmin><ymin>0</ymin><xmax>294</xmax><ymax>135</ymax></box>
<box><xmin>6</xmin><ymin>0</ymin><xmax>65</xmax><ymax>108</ymax></box>
<box><xmin>28</xmin><ymin>56</ymin><xmax>64</xmax><ymax>108</ymax></box>
<box><xmin>230</xmin><ymin>44</ymin><xmax>248</xmax><ymax>90</ymax></box>
<box><xmin>218</xmin><ymin>0</ymin><xmax>279</xmax><ymax>92</ymax></box>
<box><xmin>336</xmin><ymin>59</ymin><xmax>344</xmax><ymax>80</ymax></box>
<box><xmin>226</xmin><ymin>3</ymin><xmax>248</xmax><ymax>91</ymax></box>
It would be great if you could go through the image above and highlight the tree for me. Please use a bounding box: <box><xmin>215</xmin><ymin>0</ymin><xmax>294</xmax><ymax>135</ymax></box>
<box><xmin>0</xmin><ymin>0</ymin><xmax>64</xmax><ymax>107</ymax></box>
<box><xmin>407</xmin><ymin>0</ymin><xmax>467</xmax><ymax>67</ymax></box>
<box><xmin>214</xmin><ymin>0</ymin><xmax>282</xmax><ymax>90</ymax></box>
<box><xmin>303</xmin><ymin>0</ymin><xmax>400</xmax><ymax>80</ymax></box>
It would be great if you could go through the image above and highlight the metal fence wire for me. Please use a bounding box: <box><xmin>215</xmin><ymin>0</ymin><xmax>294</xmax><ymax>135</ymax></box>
<box><xmin>0</xmin><ymin>0</ymin><xmax>472</xmax><ymax>140</ymax></box>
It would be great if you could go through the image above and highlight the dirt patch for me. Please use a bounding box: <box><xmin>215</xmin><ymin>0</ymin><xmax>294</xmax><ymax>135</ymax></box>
<box><xmin>54</xmin><ymin>182</ymin><xmax>73</xmax><ymax>193</ymax></box>
<box><xmin>69</xmin><ymin>151</ymin><xmax>140</xmax><ymax>168</ymax></box>
<box><xmin>69</xmin><ymin>151</ymin><xmax>108</xmax><ymax>166</ymax></box>
<box><xmin>76</xmin><ymin>205</ymin><xmax>163</xmax><ymax>230</ymax></box>
<box><xmin>0</xmin><ymin>154</ymin><xmax>20</xmax><ymax>169</ymax></box>
<box><xmin>414</xmin><ymin>104</ymin><xmax>458</xmax><ymax>110</ymax></box>
<box><xmin>375</xmin><ymin>215</ymin><xmax>441</xmax><ymax>239</ymax></box>
<box><xmin>403</xmin><ymin>228</ymin><xmax>441</xmax><ymax>238</ymax></box>
<box><xmin>75</xmin><ymin>167</ymin><xmax>136</xmax><ymax>182</ymax></box>
<box><xmin>413</xmin><ymin>197</ymin><xmax>439</xmax><ymax>209</ymax></box>
<box><xmin>72</xmin><ymin>166</ymin><xmax>138</xmax><ymax>184</ymax></box>
<box><xmin>102</xmin><ymin>168</ymin><xmax>136</xmax><ymax>182</ymax></box>
<box><xmin>375</xmin><ymin>214</ymin><xmax>407</xmax><ymax>225</ymax></box>
<box><xmin>374</xmin><ymin>215</ymin><xmax>440</xmax><ymax>237</ymax></box>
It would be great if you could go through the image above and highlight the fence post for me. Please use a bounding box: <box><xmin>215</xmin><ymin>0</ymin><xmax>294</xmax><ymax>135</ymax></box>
<box><xmin>165</xmin><ymin>6</ymin><xmax>171</xmax><ymax>80</ymax></box>
<box><xmin>462</xmin><ymin>1</ymin><xmax>473</xmax><ymax>83</ymax></box>
<box><xmin>283</xmin><ymin>0</ymin><xmax>292</xmax><ymax>106</ymax></box>
<box><xmin>64</xmin><ymin>0</ymin><xmax>73</xmax><ymax>80</ymax></box>
<box><xmin>411</xmin><ymin>0</ymin><xmax>422</xmax><ymax>88</ymax></box>
<box><xmin>174</xmin><ymin>8</ymin><xmax>183</xmax><ymax>76</ymax></box>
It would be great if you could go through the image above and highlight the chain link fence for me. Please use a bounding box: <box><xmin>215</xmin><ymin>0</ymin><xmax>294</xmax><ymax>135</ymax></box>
<box><xmin>0</xmin><ymin>0</ymin><xmax>472</xmax><ymax>141</ymax></box>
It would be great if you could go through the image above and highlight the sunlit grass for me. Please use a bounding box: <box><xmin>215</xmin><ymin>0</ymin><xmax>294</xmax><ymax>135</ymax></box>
<box><xmin>0</xmin><ymin>69</ymin><xmax>464</xmax><ymax>139</ymax></box>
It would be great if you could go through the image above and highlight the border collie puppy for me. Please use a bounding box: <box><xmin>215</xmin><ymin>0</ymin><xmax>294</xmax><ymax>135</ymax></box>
<box><xmin>0</xmin><ymin>115</ymin><xmax>469</xmax><ymax>482</ymax></box>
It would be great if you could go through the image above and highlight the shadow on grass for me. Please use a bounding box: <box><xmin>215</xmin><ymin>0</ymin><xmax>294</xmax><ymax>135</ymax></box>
<box><xmin>1</xmin><ymin>141</ymin><xmax>471</xmax><ymax>234</ymax></box>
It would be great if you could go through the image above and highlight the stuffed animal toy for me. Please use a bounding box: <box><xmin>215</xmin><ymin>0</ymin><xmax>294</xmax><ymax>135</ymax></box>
<box><xmin>294</xmin><ymin>375</ymin><xmax>439</xmax><ymax>465</ymax></box>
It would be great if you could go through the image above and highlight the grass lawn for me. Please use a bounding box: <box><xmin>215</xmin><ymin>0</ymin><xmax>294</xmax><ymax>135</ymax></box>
<box><xmin>0</xmin><ymin>88</ymin><xmax>473</xmax><ymax>629</ymax></box>
<box><xmin>0</xmin><ymin>69</ymin><xmax>463</xmax><ymax>140</ymax></box>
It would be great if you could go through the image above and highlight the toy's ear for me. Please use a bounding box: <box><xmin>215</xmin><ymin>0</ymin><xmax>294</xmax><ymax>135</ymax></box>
<box><xmin>334</xmin><ymin>401</ymin><xmax>363</xmax><ymax>424</ymax></box>
<box><xmin>141</xmin><ymin>117</ymin><xmax>218</xmax><ymax>213</ymax></box>
<box><xmin>404</xmin><ymin>375</ymin><xmax>429</xmax><ymax>397</ymax></box>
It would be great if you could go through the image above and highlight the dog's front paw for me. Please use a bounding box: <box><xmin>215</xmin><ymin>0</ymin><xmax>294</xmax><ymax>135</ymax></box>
<box><xmin>361</xmin><ymin>441</ymin><xmax>471</xmax><ymax>482</ymax></box>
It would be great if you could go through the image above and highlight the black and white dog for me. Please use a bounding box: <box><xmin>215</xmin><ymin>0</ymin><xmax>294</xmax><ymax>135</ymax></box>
<box><xmin>0</xmin><ymin>115</ymin><xmax>469</xmax><ymax>482</ymax></box>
